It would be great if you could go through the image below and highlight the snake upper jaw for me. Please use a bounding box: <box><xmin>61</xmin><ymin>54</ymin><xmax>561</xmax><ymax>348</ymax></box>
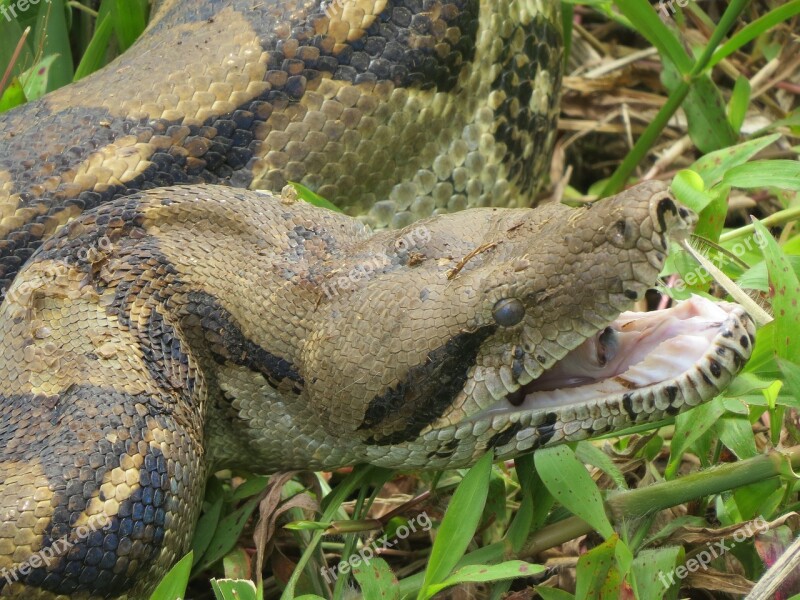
<box><xmin>469</xmin><ymin>296</ymin><xmax>755</xmax><ymax>449</ymax></box>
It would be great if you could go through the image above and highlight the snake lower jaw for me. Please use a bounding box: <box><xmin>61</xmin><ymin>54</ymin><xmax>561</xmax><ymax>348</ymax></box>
<box><xmin>467</xmin><ymin>295</ymin><xmax>754</xmax><ymax>444</ymax></box>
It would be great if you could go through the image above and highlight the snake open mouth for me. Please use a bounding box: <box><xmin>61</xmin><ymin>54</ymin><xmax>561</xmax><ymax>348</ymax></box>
<box><xmin>479</xmin><ymin>295</ymin><xmax>755</xmax><ymax>425</ymax></box>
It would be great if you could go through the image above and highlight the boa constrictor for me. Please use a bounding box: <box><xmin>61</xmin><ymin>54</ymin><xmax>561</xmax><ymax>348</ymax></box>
<box><xmin>0</xmin><ymin>0</ymin><xmax>754</xmax><ymax>597</ymax></box>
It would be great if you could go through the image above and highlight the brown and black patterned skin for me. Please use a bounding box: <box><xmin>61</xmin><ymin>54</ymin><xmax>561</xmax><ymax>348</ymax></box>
<box><xmin>0</xmin><ymin>181</ymin><xmax>755</xmax><ymax>598</ymax></box>
<box><xmin>0</xmin><ymin>0</ymin><xmax>562</xmax><ymax>297</ymax></box>
<box><xmin>0</xmin><ymin>2</ymin><xmax>757</xmax><ymax>599</ymax></box>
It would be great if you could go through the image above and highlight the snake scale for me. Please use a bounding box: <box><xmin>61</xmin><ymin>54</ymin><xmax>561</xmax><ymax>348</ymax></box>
<box><xmin>0</xmin><ymin>0</ymin><xmax>756</xmax><ymax>598</ymax></box>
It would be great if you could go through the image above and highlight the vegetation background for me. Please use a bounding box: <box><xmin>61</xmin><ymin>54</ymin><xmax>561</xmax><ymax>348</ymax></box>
<box><xmin>1</xmin><ymin>0</ymin><xmax>799</xmax><ymax>599</ymax></box>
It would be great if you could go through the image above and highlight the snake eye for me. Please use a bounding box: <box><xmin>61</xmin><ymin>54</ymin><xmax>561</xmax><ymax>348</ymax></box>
<box><xmin>492</xmin><ymin>298</ymin><xmax>525</xmax><ymax>327</ymax></box>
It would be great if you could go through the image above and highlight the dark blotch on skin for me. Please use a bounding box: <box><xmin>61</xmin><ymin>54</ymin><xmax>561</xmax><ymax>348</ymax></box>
<box><xmin>740</xmin><ymin>334</ymin><xmax>750</xmax><ymax>349</ymax></box>
<box><xmin>427</xmin><ymin>438</ymin><xmax>460</xmax><ymax>459</ymax></box>
<box><xmin>622</xmin><ymin>393</ymin><xmax>637</xmax><ymax>422</ymax></box>
<box><xmin>506</xmin><ymin>387</ymin><xmax>526</xmax><ymax>406</ymax></box>
<box><xmin>665</xmin><ymin>385</ymin><xmax>678</xmax><ymax>404</ymax></box>
<box><xmin>362</xmin><ymin>326</ymin><xmax>497</xmax><ymax>445</ymax></box>
<box><xmin>534</xmin><ymin>412</ymin><xmax>559</xmax><ymax>447</ymax></box>
<box><xmin>709</xmin><ymin>359</ymin><xmax>722</xmax><ymax>378</ymax></box>
<box><xmin>655</xmin><ymin>197</ymin><xmax>678</xmax><ymax>232</ymax></box>
<box><xmin>184</xmin><ymin>291</ymin><xmax>304</xmax><ymax>393</ymax></box>
<box><xmin>487</xmin><ymin>422</ymin><xmax>525</xmax><ymax>450</ymax></box>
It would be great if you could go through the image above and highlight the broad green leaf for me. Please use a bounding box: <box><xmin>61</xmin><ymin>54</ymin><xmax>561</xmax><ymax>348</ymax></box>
<box><xmin>671</xmin><ymin>170</ymin><xmax>713</xmax><ymax>214</ymax></box>
<box><xmin>74</xmin><ymin>13</ymin><xmax>114</xmax><ymax>81</ymax></box>
<box><xmin>753</xmin><ymin>220</ymin><xmax>800</xmax><ymax>359</ymax></box>
<box><xmin>722</xmin><ymin>160</ymin><xmax>800</xmax><ymax>191</ymax></box>
<box><xmin>679</xmin><ymin>72</ymin><xmax>737</xmax><ymax>153</ymax></box>
<box><xmin>0</xmin><ymin>78</ymin><xmax>26</xmax><ymax>112</ymax></box>
<box><xmin>738</xmin><ymin>257</ymin><xmax>800</xmax><ymax>293</ymax></box>
<box><xmin>691</xmin><ymin>134</ymin><xmax>780</xmax><ymax>188</ymax></box>
<box><xmin>210</xmin><ymin>579</ymin><xmax>258</xmax><ymax>600</ymax></box>
<box><xmin>631</xmin><ymin>547</ymin><xmax>684</xmax><ymax>600</ymax></box>
<box><xmin>732</xmin><ymin>479</ymin><xmax>784</xmax><ymax>521</ymax></box>
<box><xmin>418</xmin><ymin>452</ymin><xmax>493</xmax><ymax>597</ymax></box>
<box><xmin>574</xmin><ymin>535</ymin><xmax>628</xmax><ymax>600</ymax></box>
<box><xmin>534</xmin><ymin>445</ymin><xmax>614</xmax><ymax>539</ymax></box>
<box><xmin>231</xmin><ymin>475</ymin><xmax>271</xmax><ymax>501</ymax></box>
<box><xmin>222</xmin><ymin>547</ymin><xmax>251</xmax><ymax>580</ymax></box>
<box><xmin>150</xmin><ymin>551</ymin><xmax>193</xmax><ymax>600</ymax></box>
<box><xmin>352</xmin><ymin>557</ymin><xmax>400</xmax><ymax>600</ymax></box>
<box><xmin>19</xmin><ymin>54</ymin><xmax>58</xmax><ymax>100</ymax></box>
<box><xmin>778</xmin><ymin>358</ymin><xmax>800</xmax><ymax>408</ymax></box>
<box><xmin>536</xmin><ymin>587</ymin><xmax>576</xmax><ymax>600</ymax></box>
<box><xmin>692</xmin><ymin>190</ymin><xmax>728</xmax><ymax>248</ymax></box>
<box><xmin>422</xmin><ymin>561</ymin><xmax>545</xmax><ymax>598</ymax></box>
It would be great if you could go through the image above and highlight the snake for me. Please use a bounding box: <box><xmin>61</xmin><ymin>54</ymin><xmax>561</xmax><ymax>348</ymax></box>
<box><xmin>0</xmin><ymin>0</ymin><xmax>756</xmax><ymax>598</ymax></box>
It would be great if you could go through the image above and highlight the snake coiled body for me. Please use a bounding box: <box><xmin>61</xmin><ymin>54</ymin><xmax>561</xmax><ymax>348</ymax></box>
<box><xmin>0</xmin><ymin>1</ymin><xmax>755</xmax><ymax>599</ymax></box>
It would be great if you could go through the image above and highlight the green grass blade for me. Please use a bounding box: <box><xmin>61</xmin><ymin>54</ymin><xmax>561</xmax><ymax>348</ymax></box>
<box><xmin>601</xmin><ymin>80</ymin><xmax>689</xmax><ymax>195</ymax></box>
<box><xmin>613</xmin><ymin>0</ymin><xmax>692</xmax><ymax>73</ymax></box>
<box><xmin>424</xmin><ymin>561</ymin><xmax>545</xmax><ymax>598</ymax></box>
<box><xmin>708</xmin><ymin>0</ymin><xmax>800</xmax><ymax>69</ymax></box>
<box><xmin>111</xmin><ymin>0</ymin><xmax>146</xmax><ymax>52</ymax></box>
<box><xmin>418</xmin><ymin>452</ymin><xmax>493</xmax><ymax>597</ymax></box>
<box><xmin>210</xmin><ymin>579</ymin><xmax>258</xmax><ymax>600</ymax></box>
<box><xmin>728</xmin><ymin>75</ymin><xmax>751</xmax><ymax>134</ymax></box>
<box><xmin>73</xmin><ymin>13</ymin><xmax>114</xmax><ymax>81</ymax></box>
<box><xmin>666</xmin><ymin>397</ymin><xmax>726</xmax><ymax>479</ymax></box>
<box><xmin>33</xmin><ymin>0</ymin><xmax>73</xmax><ymax>91</ymax></box>
<box><xmin>687</xmin><ymin>0</ymin><xmax>749</xmax><ymax>77</ymax></box>
<box><xmin>149</xmin><ymin>551</ymin><xmax>193</xmax><ymax>600</ymax></box>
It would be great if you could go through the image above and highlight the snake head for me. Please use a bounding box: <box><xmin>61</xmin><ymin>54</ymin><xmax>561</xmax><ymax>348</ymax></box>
<box><xmin>304</xmin><ymin>181</ymin><xmax>754</xmax><ymax>469</ymax></box>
